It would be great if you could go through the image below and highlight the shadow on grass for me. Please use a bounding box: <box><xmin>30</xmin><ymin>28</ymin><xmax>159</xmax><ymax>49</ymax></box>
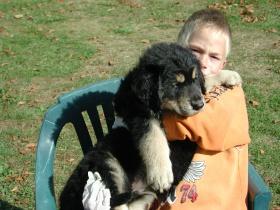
<box><xmin>0</xmin><ymin>200</ymin><xmax>24</xmax><ymax>210</ymax></box>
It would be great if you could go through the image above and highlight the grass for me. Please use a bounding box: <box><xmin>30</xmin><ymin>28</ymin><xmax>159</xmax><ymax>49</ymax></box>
<box><xmin>0</xmin><ymin>0</ymin><xmax>279</xmax><ymax>209</ymax></box>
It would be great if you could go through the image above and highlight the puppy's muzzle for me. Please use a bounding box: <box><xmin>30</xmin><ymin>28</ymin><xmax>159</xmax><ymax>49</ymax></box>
<box><xmin>190</xmin><ymin>97</ymin><xmax>204</xmax><ymax>111</ymax></box>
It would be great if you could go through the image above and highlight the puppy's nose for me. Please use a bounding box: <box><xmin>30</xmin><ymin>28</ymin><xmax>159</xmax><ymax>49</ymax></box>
<box><xmin>191</xmin><ymin>99</ymin><xmax>204</xmax><ymax>110</ymax></box>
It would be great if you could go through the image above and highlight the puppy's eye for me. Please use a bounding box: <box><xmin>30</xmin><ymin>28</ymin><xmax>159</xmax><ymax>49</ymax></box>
<box><xmin>176</xmin><ymin>73</ymin><xmax>185</xmax><ymax>83</ymax></box>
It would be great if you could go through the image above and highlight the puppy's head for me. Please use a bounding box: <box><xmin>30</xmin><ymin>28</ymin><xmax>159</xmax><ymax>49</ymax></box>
<box><xmin>132</xmin><ymin>43</ymin><xmax>206</xmax><ymax>116</ymax></box>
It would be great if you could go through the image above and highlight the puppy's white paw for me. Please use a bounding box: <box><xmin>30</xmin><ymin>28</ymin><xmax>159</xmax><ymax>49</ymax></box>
<box><xmin>205</xmin><ymin>70</ymin><xmax>242</xmax><ymax>92</ymax></box>
<box><xmin>146</xmin><ymin>158</ymin><xmax>173</xmax><ymax>193</ymax></box>
<box><xmin>141</xmin><ymin>119</ymin><xmax>174</xmax><ymax>193</ymax></box>
<box><xmin>221</xmin><ymin>70</ymin><xmax>242</xmax><ymax>87</ymax></box>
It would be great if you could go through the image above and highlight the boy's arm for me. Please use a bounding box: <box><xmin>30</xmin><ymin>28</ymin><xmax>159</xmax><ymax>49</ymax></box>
<box><xmin>163</xmin><ymin>86</ymin><xmax>250</xmax><ymax>151</ymax></box>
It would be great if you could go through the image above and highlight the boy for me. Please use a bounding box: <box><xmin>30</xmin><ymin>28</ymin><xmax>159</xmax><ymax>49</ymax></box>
<box><xmin>82</xmin><ymin>9</ymin><xmax>250</xmax><ymax>210</ymax></box>
<box><xmin>159</xmin><ymin>9</ymin><xmax>250</xmax><ymax>210</ymax></box>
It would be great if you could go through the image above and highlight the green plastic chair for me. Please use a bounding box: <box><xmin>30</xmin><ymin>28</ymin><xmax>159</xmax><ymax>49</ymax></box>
<box><xmin>35</xmin><ymin>78</ymin><xmax>272</xmax><ymax>210</ymax></box>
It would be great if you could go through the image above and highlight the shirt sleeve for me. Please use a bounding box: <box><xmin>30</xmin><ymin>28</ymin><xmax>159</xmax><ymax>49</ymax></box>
<box><xmin>162</xmin><ymin>86</ymin><xmax>251</xmax><ymax>151</ymax></box>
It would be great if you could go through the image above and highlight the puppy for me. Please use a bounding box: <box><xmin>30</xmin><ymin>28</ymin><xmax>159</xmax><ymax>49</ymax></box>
<box><xmin>59</xmin><ymin>43</ymin><xmax>241</xmax><ymax>210</ymax></box>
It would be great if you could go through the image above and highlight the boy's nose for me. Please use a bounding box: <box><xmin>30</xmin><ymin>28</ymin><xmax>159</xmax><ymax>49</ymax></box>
<box><xmin>200</xmin><ymin>55</ymin><xmax>208</xmax><ymax>69</ymax></box>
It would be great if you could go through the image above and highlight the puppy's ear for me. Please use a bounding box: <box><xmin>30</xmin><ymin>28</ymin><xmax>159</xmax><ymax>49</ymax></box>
<box><xmin>131</xmin><ymin>68</ymin><xmax>158</xmax><ymax>106</ymax></box>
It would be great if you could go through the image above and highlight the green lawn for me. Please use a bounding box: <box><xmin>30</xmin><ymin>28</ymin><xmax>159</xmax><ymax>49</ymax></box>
<box><xmin>0</xmin><ymin>0</ymin><xmax>279</xmax><ymax>209</ymax></box>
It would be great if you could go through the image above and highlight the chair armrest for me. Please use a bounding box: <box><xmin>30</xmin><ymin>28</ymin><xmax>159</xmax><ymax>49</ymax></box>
<box><xmin>35</xmin><ymin>120</ymin><xmax>58</xmax><ymax>210</ymax></box>
<box><xmin>248</xmin><ymin>163</ymin><xmax>272</xmax><ymax>210</ymax></box>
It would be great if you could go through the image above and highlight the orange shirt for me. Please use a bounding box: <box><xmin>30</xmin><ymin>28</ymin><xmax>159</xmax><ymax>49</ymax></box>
<box><xmin>159</xmin><ymin>86</ymin><xmax>250</xmax><ymax>210</ymax></box>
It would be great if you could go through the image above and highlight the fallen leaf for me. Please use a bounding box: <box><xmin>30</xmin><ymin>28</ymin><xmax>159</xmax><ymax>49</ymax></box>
<box><xmin>3</xmin><ymin>48</ymin><xmax>16</xmax><ymax>56</ymax></box>
<box><xmin>239</xmin><ymin>0</ymin><xmax>245</xmax><ymax>5</ymax></box>
<box><xmin>147</xmin><ymin>18</ymin><xmax>156</xmax><ymax>22</ymax></box>
<box><xmin>240</xmin><ymin>4</ymin><xmax>254</xmax><ymax>16</ymax></box>
<box><xmin>267</xmin><ymin>28</ymin><xmax>278</xmax><ymax>33</ymax></box>
<box><xmin>249</xmin><ymin>100</ymin><xmax>260</xmax><ymax>107</ymax></box>
<box><xmin>226</xmin><ymin>0</ymin><xmax>235</xmax><ymax>5</ymax></box>
<box><xmin>19</xmin><ymin>143</ymin><xmax>36</xmax><ymax>154</ymax></box>
<box><xmin>68</xmin><ymin>158</ymin><xmax>75</xmax><ymax>163</ymax></box>
<box><xmin>260</xmin><ymin>149</ymin><xmax>265</xmax><ymax>155</ymax></box>
<box><xmin>0</xmin><ymin>11</ymin><xmax>5</xmax><ymax>18</ymax></box>
<box><xmin>207</xmin><ymin>3</ymin><xmax>228</xmax><ymax>10</ymax></box>
<box><xmin>14</xmin><ymin>14</ymin><xmax>24</xmax><ymax>19</ymax></box>
<box><xmin>272</xmin><ymin>40</ymin><xmax>280</xmax><ymax>48</ymax></box>
<box><xmin>25</xmin><ymin>143</ymin><xmax>36</xmax><ymax>150</ymax></box>
<box><xmin>11</xmin><ymin>186</ymin><xmax>19</xmax><ymax>193</ymax></box>
<box><xmin>17</xmin><ymin>101</ymin><xmax>26</xmax><ymax>106</ymax></box>
<box><xmin>141</xmin><ymin>39</ymin><xmax>150</xmax><ymax>44</ymax></box>
<box><xmin>108</xmin><ymin>60</ymin><xmax>114</xmax><ymax>66</ymax></box>
<box><xmin>1</xmin><ymin>63</ymin><xmax>9</xmax><ymax>67</ymax></box>
<box><xmin>0</xmin><ymin>26</ymin><xmax>5</xmax><ymax>33</ymax></box>
<box><xmin>175</xmin><ymin>19</ymin><xmax>185</xmax><ymax>23</ymax></box>
<box><xmin>118</xmin><ymin>0</ymin><xmax>142</xmax><ymax>8</ymax></box>
<box><xmin>272</xmin><ymin>119</ymin><xmax>280</xmax><ymax>124</ymax></box>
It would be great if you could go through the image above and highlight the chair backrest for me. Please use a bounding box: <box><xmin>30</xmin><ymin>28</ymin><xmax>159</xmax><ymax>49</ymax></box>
<box><xmin>35</xmin><ymin>77</ymin><xmax>271</xmax><ymax>210</ymax></box>
<box><xmin>35</xmin><ymin>78</ymin><xmax>121</xmax><ymax>210</ymax></box>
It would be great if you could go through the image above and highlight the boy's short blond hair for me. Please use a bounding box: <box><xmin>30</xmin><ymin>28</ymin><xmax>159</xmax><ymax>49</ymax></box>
<box><xmin>177</xmin><ymin>9</ymin><xmax>232</xmax><ymax>57</ymax></box>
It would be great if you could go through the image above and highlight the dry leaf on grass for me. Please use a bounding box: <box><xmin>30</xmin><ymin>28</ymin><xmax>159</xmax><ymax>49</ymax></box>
<box><xmin>108</xmin><ymin>60</ymin><xmax>114</xmax><ymax>66</ymax></box>
<box><xmin>0</xmin><ymin>11</ymin><xmax>4</xmax><ymax>18</ymax></box>
<box><xmin>14</xmin><ymin>14</ymin><xmax>24</xmax><ymax>19</ymax></box>
<box><xmin>272</xmin><ymin>119</ymin><xmax>280</xmax><ymax>124</ymax></box>
<box><xmin>141</xmin><ymin>39</ymin><xmax>150</xmax><ymax>44</ymax></box>
<box><xmin>207</xmin><ymin>3</ymin><xmax>228</xmax><ymax>10</ymax></box>
<box><xmin>240</xmin><ymin>4</ymin><xmax>254</xmax><ymax>16</ymax></box>
<box><xmin>17</xmin><ymin>101</ymin><xmax>26</xmax><ymax>106</ymax></box>
<box><xmin>19</xmin><ymin>143</ymin><xmax>37</xmax><ymax>154</ymax></box>
<box><xmin>249</xmin><ymin>100</ymin><xmax>260</xmax><ymax>107</ymax></box>
<box><xmin>67</xmin><ymin>158</ymin><xmax>75</xmax><ymax>163</ymax></box>
<box><xmin>0</xmin><ymin>26</ymin><xmax>5</xmax><ymax>33</ymax></box>
<box><xmin>3</xmin><ymin>48</ymin><xmax>16</xmax><ymax>56</ymax></box>
<box><xmin>267</xmin><ymin>28</ymin><xmax>278</xmax><ymax>33</ymax></box>
<box><xmin>11</xmin><ymin>186</ymin><xmax>19</xmax><ymax>193</ymax></box>
<box><xmin>118</xmin><ymin>0</ymin><xmax>142</xmax><ymax>8</ymax></box>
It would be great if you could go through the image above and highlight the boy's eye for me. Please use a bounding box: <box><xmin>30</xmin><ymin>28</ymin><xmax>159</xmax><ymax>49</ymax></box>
<box><xmin>211</xmin><ymin>56</ymin><xmax>220</xmax><ymax>60</ymax></box>
<box><xmin>191</xmin><ymin>48</ymin><xmax>199</xmax><ymax>53</ymax></box>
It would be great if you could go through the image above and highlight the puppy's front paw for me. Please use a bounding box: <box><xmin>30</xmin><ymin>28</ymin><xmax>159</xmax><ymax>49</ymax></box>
<box><xmin>146</xmin><ymin>158</ymin><xmax>173</xmax><ymax>193</ymax></box>
<box><xmin>220</xmin><ymin>70</ymin><xmax>242</xmax><ymax>87</ymax></box>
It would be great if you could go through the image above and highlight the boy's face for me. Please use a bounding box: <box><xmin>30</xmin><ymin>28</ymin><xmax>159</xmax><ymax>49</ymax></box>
<box><xmin>188</xmin><ymin>27</ymin><xmax>227</xmax><ymax>77</ymax></box>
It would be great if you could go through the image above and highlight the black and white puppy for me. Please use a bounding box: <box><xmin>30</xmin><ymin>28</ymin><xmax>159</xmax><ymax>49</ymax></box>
<box><xmin>59</xmin><ymin>43</ymin><xmax>240</xmax><ymax>210</ymax></box>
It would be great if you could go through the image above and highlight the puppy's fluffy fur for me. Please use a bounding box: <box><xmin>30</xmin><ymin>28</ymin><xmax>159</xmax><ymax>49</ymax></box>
<box><xmin>59</xmin><ymin>43</ymin><xmax>239</xmax><ymax>210</ymax></box>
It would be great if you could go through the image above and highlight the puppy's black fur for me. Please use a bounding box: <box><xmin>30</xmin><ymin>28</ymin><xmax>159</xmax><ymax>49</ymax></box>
<box><xmin>59</xmin><ymin>43</ymin><xmax>205</xmax><ymax>210</ymax></box>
